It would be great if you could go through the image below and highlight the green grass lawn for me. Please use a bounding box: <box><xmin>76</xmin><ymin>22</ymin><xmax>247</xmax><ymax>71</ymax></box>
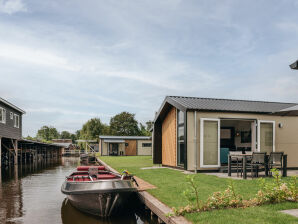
<box><xmin>100</xmin><ymin>156</ymin><xmax>298</xmax><ymax>224</ymax></box>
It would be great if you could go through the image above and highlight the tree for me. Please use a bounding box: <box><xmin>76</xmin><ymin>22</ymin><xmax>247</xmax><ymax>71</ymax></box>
<box><xmin>139</xmin><ymin>120</ymin><xmax>153</xmax><ymax>136</ymax></box>
<box><xmin>60</xmin><ymin>131</ymin><xmax>72</xmax><ymax>139</ymax></box>
<box><xmin>36</xmin><ymin>126</ymin><xmax>60</xmax><ymax>141</ymax></box>
<box><xmin>70</xmin><ymin>133</ymin><xmax>77</xmax><ymax>143</ymax></box>
<box><xmin>102</xmin><ymin>124</ymin><xmax>111</xmax><ymax>135</ymax></box>
<box><xmin>146</xmin><ymin>121</ymin><xmax>153</xmax><ymax>131</ymax></box>
<box><xmin>24</xmin><ymin>135</ymin><xmax>36</xmax><ymax>141</ymax></box>
<box><xmin>140</xmin><ymin>123</ymin><xmax>149</xmax><ymax>136</ymax></box>
<box><xmin>75</xmin><ymin>130</ymin><xmax>81</xmax><ymax>139</ymax></box>
<box><xmin>80</xmin><ymin>118</ymin><xmax>105</xmax><ymax>140</ymax></box>
<box><xmin>110</xmin><ymin>112</ymin><xmax>140</xmax><ymax>136</ymax></box>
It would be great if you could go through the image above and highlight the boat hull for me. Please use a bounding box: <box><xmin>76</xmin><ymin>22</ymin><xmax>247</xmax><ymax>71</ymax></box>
<box><xmin>61</xmin><ymin>179</ymin><xmax>137</xmax><ymax>217</ymax></box>
<box><xmin>67</xmin><ymin>191</ymin><xmax>134</xmax><ymax>217</ymax></box>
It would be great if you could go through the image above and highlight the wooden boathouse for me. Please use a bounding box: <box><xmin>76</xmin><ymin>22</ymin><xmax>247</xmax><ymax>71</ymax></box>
<box><xmin>0</xmin><ymin>97</ymin><xmax>63</xmax><ymax>168</ymax></box>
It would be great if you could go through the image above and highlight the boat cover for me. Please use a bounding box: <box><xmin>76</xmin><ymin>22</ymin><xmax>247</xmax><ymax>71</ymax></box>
<box><xmin>77</xmin><ymin>166</ymin><xmax>105</xmax><ymax>171</ymax></box>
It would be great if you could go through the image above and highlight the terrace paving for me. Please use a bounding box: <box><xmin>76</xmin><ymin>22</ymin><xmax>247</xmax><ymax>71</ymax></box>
<box><xmin>280</xmin><ymin>209</ymin><xmax>298</xmax><ymax>218</ymax></box>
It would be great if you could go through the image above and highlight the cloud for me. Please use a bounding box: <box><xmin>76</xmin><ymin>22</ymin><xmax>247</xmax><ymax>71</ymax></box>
<box><xmin>0</xmin><ymin>43</ymin><xmax>80</xmax><ymax>71</ymax></box>
<box><xmin>0</xmin><ymin>0</ymin><xmax>27</xmax><ymax>14</ymax></box>
<box><xmin>26</xmin><ymin>108</ymin><xmax>112</xmax><ymax>118</ymax></box>
<box><xmin>1</xmin><ymin>0</ymin><xmax>298</xmax><ymax>136</ymax></box>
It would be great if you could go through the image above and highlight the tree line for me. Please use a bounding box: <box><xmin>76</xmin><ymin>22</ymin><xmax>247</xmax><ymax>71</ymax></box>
<box><xmin>25</xmin><ymin>112</ymin><xmax>153</xmax><ymax>143</ymax></box>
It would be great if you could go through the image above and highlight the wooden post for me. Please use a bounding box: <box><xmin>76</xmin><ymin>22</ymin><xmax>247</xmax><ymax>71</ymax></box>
<box><xmin>14</xmin><ymin>163</ymin><xmax>18</xmax><ymax>181</ymax></box>
<box><xmin>14</xmin><ymin>139</ymin><xmax>18</xmax><ymax>165</ymax></box>
<box><xmin>282</xmin><ymin>155</ymin><xmax>287</xmax><ymax>177</ymax></box>
<box><xmin>8</xmin><ymin>150</ymin><xmax>11</xmax><ymax>166</ymax></box>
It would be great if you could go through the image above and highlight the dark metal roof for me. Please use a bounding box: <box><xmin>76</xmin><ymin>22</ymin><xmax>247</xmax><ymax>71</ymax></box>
<box><xmin>169</xmin><ymin>96</ymin><xmax>297</xmax><ymax>112</ymax></box>
<box><xmin>54</xmin><ymin>142</ymin><xmax>73</xmax><ymax>148</ymax></box>
<box><xmin>99</xmin><ymin>135</ymin><xmax>151</xmax><ymax>140</ymax></box>
<box><xmin>19</xmin><ymin>139</ymin><xmax>63</xmax><ymax>147</ymax></box>
<box><xmin>274</xmin><ymin>105</ymin><xmax>298</xmax><ymax>116</ymax></box>
<box><xmin>154</xmin><ymin>96</ymin><xmax>298</xmax><ymax>122</ymax></box>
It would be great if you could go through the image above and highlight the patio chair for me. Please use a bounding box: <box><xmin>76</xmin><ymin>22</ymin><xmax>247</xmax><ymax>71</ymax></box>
<box><xmin>229</xmin><ymin>151</ymin><xmax>243</xmax><ymax>177</ymax></box>
<box><xmin>268</xmin><ymin>152</ymin><xmax>284</xmax><ymax>175</ymax></box>
<box><xmin>246</xmin><ymin>152</ymin><xmax>266</xmax><ymax>178</ymax></box>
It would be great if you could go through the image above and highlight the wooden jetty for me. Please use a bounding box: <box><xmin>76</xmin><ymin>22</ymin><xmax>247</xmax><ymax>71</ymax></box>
<box><xmin>0</xmin><ymin>138</ymin><xmax>63</xmax><ymax>168</ymax></box>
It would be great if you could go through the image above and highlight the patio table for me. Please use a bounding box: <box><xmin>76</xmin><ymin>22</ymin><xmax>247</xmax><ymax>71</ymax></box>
<box><xmin>228</xmin><ymin>153</ymin><xmax>288</xmax><ymax>179</ymax></box>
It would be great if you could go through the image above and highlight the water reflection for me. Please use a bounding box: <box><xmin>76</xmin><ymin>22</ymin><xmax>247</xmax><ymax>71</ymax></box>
<box><xmin>61</xmin><ymin>198</ymin><xmax>158</xmax><ymax>224</ymax></box>
<box><xmin>0</xmin><ymin>157</ymin><xmax>157</xmax><ymax>224</ymax></box>
<box><xmin>61</xmin><ymin>199</ymin><xmax>138</xmax><ymax>224</ymax></box>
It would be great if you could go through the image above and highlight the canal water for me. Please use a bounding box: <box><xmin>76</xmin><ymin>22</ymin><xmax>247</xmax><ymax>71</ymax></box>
<box><xmin>0</xmin><ymin>157</ymin><xmax>158</xmax><ymax>224</ymax></box>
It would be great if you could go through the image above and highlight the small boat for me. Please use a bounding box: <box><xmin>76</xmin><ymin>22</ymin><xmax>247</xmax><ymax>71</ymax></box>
<box><xmin>80</xmin><ymin>153</ymin><xmax>88</xmax><ymax>162</ymax></box>
<box><xmin>80</xmin><ymin>154</ymin><xmax>97</xmax><ymax>164</ymax></box>
<box><xmin>88</xmin><ymin>155</ymin><xmax>97</xmax><ymax>164</ymax></box>
<box><xmin>61</xmin><ymin>166</ymin><xmax>138</xmax><ymax>217</ymax></box>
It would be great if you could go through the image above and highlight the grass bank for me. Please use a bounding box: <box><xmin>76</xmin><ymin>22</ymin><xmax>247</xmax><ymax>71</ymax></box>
<box><xmin>100</xmin><ymin>156</ymin><xmax>298</xmax><ymax>224</ymax></box>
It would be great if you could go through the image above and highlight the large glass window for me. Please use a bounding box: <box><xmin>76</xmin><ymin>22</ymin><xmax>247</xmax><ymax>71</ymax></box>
<box><xmin>260</xmin><ymin>122</ymin><xmax>274</xmax><ymax>154</ymax></box>
<box><xmin>178</xmin><ymin>110</ymin><xmax>184</xmax><ymax>125</ymax></box>
<box><xmin>177</xmin><ymin>110</ymin><xmax>185</xmax><ymax>166</ymax></box>
<box><xmin>203</xmin><ymin>120</ymin><xmax>219</xmax><ymax>166</ymax></box>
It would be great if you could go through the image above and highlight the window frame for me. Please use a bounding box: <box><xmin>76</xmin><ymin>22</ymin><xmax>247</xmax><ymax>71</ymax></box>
<box><xmin>177</xmin><ymin>109</ymin><xmax>185</xmax><ymax>167</ymax></box>
<box><xmin>200</xmin><ymin>118</ymin><xmax>221</xmax><ymax>168</ymax></box>
<box><xmin>142</xmin><ymin>143</ymin><xmax>152</xmax><ymax>147</ymax></box>
<box><xmin>0</xmin><ymin>107</ymin><xmax>6</xmax><ymax>124</ymax></box>
<box><xmin>257</xmin><ymin>120</ymin><xmax>275</xmax><ymax>153</ymax></box>
<box><xmin>14</xmin><ymin>114</ymin><xmax>20</xmax><ymax>128</ymax></box>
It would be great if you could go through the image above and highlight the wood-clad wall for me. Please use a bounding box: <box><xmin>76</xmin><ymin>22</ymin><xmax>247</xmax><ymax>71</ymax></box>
<box><xmin>125</xmin><ymin>140</ymin><xmax>137</xmax><ymax>156</ymax></box>
<box><xmin>162</xmin><ymin>107</ymin><xmax>176</xmax><ymax>166</ymax></box>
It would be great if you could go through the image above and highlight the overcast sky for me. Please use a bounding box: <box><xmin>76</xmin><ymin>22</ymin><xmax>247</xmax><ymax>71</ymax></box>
<box><xmin>1</xmin><ymin>0</ymin><xmax>298</xmax><ymax>137</ymax></box>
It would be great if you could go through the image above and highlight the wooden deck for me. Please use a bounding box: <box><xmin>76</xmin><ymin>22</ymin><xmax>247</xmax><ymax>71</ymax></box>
<box><xmin>133</xmin><ymin>176</ymin><xmax>156</xmax><ymax>191</ymax></box>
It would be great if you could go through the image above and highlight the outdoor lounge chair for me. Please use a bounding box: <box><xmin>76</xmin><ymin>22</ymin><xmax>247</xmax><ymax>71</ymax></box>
<box><xmin>268</xmin><ymin>152</ymin><xmax>284</xmax><ymax>175</ymax></box>
<box><xmin>246</xmin><ymin>152</ymin><xmax>266</xmax><ymax>178</ymax></box>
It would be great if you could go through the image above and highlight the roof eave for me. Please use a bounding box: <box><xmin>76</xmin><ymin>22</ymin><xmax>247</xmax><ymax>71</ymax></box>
<box><xmin>187</xmin><ymin>108</ymin><xmax>273</xmax><ymax>114</ymax></box>
<box><xmin>153</xmin><ymin>96</ymin><xmax>186</xmax><ymax>123</ymax></box>
<box><xmin>0</xmin><ymin>97</ymin><xmax>26</xmax><ymax>114</ymax></box>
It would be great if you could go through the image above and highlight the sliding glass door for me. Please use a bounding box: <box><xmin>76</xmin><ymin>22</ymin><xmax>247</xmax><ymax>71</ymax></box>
<box><xmin>258</xmin><ymin>120</ymin><xmax>275</xmax><ymax>153</ymax></box>
<box><xmin>200</xmin><ymin>118</ymin><xmax>220</xmax><ymax>168</ymax></box>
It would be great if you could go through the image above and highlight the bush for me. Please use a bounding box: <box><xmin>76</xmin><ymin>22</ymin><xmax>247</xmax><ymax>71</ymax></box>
<box><xmin>206</xmin><ymin>180</ymin><xmax>243</xmax><ymax>209</ymax></box>
<box><xmin>172</xmin><ymin>170</ymin><xmax>297</xmax><ymax>216</ymax></box>
<box><xmin>255</xmin><ymin>169</ymin><xmax>297</xmax><ymax>204</ymax></box>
